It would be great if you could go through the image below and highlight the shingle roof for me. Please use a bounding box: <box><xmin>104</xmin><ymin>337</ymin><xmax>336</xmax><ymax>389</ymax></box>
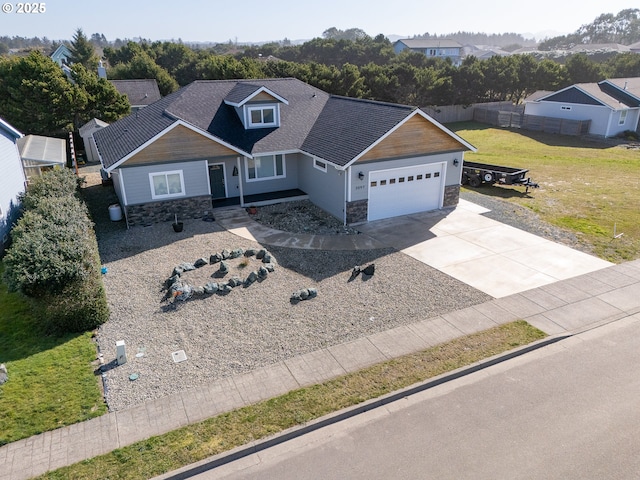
<box><xmin>224</xmin><ymin>83</ymin><xmax>264</xmax><ymax>105</ymax></box>
<box><xmin>110</xmin><ymin>79</ymin><xmax>162</xmax><ymax>107</ymax></box>
<box><xmin>535</xmin><ymin>78</ymin><xmax>640</xmax><ymax>109</ymax></box>
<box><xmin>302</xmin><ymin>96</ymin><xmax>414</xmax><ymax>166</ymax></box>
<box><xmin>94</xmin><ymin>78</ymin><xmax>462</xmax><ymax>170</ymax></box>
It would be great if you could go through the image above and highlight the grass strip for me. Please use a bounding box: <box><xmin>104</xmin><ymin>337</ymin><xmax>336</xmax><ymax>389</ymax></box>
<box><xmin>38</xmin><ymin>320</ymin><xmax>545</xmax><ymax>480</ymax></box>
<box><xmin>0</xmin><ymin>265</ymin><xmax>107</xmax><ymax>446</ymax></box>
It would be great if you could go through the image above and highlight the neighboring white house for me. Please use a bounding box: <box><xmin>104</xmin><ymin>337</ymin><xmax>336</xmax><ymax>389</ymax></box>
<box><xmin>0</xmin><ymin>118</ymin><xmax>26</xmax><ymax>254</ymax></box>
<box><xmin>393</xmin><ymin>39</ymin><xmax>463</xmax><ymax>66</ymax></box>
<box><xmin>524</xmin><ymin>78</ymin><xmax>640</xmax><ymax>138</ymax></box>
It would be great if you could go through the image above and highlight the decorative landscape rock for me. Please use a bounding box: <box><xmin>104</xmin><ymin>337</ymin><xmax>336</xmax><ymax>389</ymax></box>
<box><xmin>192</xmin><ymin>286</ymin><xmax>206</xmax><ymax>296</ymax></box>
<box><xmin>164</xmin><ymin>247</ymin><xmax>278</xmax><ymax>303</ymax></box>
<box><xmin>194</xmin><ymin>258</ymin><xmax>208</xmax><ymax>268</ymax></box>
<box><xmin>363</xmin><ymin>264</ymin><xmax>375</xmax><ymax>276</ymax></box>
<box><xmin>245</xmin><ymin>271</ymin><xmax>258</xmax><ymax>286</ymax></box>
<box><xmin>290</xmin><ymin>287</ymin><xmax>318</xmax><ymax>303</ymax></box>
<box><xmin>169</xmin><ymin>281</ymin><xmax>193</xmax><ymax>301</ymax></box>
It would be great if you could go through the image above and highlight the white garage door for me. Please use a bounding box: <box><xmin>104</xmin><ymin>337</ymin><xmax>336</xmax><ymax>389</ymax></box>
<box><xmin>368</xmin><ymin>163</ymin><xmax>445</xmax><ymax>221</ymax></box>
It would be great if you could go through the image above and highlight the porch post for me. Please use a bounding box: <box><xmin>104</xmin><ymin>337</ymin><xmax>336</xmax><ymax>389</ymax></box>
<box><xmin>237</xmin><ymin>157</ymin><xmax>245</xmax><ymax>207</ymax></box>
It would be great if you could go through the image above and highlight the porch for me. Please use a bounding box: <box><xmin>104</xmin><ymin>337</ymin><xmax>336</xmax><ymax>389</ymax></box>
<box><xmin>212</xmin><ymin>188</ymin><xmax>308</xmax><ymax>209</ymax></box>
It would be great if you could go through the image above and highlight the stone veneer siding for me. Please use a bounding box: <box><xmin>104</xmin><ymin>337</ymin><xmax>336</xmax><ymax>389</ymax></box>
<box><xmin>125</xmin><ymin>195</ymin><xmax>213</xmax><ymax>227</ymax></box>
<box><xmin>345</xmin><ymin>199</ymin><xmax>368</xmax><ymax>225</ymax></box>
<box><xmin>443</xmin><ymin>184</ymin><xmax>460</xmax><ymax>208</ymax></box>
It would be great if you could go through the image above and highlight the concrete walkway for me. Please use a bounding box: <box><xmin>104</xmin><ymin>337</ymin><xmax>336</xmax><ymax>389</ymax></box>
<box><xmin>1</xmin><ymin>205</ymin><xmax>636</xmax><ymax>480</ymax></box>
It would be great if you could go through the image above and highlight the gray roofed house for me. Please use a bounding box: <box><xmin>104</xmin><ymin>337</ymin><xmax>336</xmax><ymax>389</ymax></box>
<box><xmin>394</xmin><ymin>39</ymin><xmax>464</xmax><ymax>66</ymax></box>
<box><xmin>110</xmin><ymin>79</ymin><xmax>162</xmax><ymax>110</ymax></box>
<box><xmin>93</xmin><ymin>78</ymin><xmax>476</xmax><ymax>228</ymax></box>
<box><xmin>524</xmin><ymin>77</ymin><xmax>640</xmax><ymax>137</ymax></box>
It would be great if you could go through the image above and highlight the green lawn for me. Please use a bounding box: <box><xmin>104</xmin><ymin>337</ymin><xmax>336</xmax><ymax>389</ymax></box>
<box><xmin>37</xmin><ymin>321</ymin><xmax>545</xmax><ymax>480</ymax></box>
<box><xmin>451</xmin><ymin>123</ymin><xmax>640</xmax><ymax>263</ymax></box>
<box><xmin>0</xmin><ymin>264</ymin><xmax>107</xmax><ymax>446</ymax></box>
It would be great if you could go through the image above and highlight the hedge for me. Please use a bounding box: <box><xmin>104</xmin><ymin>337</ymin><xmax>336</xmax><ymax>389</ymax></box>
<box><xmin>3</xmin><ymin>169</ymin><xmax>109</xmax><ymax>333</ymax></box>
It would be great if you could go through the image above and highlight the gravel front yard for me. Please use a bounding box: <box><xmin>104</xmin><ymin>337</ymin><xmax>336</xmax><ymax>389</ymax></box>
<box><xmin>83</xmin><ymin>172</ymin><xmax>491</xmax><ymax>411</ymax></box>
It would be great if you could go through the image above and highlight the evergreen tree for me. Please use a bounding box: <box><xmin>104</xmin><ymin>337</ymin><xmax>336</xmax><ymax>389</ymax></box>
<box><xmin>68</xmin><ymin>28</ymin><xmax>99</xmax><ymax>71</ymax></box>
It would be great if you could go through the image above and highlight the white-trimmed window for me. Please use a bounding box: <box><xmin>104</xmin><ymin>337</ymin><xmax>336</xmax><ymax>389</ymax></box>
<box><xmin>149</xmin><ymin>170</ymin><xmax>185</xmax><ymax>199</ymax></box>
<box><xmin>246</xmin><ymin>154</ymin><xmax>285</xmax><ymax>181</ymax></box>
<box><xmin>247</xmin><ymin>105</ymin><xmax>278</xmax><ymax>128</ymax></box>
<box><xmin>313</xmin><ymin>158</ymin><xmax>327</xmax><ymax>172</ymax></box>
<box><xmin>619</xmin><ymin>110</ymin><xmax>627</xmax><ymax>125</ymax></box>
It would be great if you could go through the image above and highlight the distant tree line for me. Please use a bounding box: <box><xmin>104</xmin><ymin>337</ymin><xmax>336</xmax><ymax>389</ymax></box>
<box><xmin>2</xmin><ymin>10</ymin><xmax>640</xmax><ymax>136</ymax></box>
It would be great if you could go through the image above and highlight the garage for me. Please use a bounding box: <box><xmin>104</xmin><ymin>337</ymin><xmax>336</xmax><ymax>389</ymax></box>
<box><xmin>367</xmin><ymin>163</ymin><xmax>445</xmax><ymax>221</ymax></box>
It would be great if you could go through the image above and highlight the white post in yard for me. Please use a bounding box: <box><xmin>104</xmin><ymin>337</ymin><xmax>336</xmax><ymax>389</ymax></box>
<box><xmin>116</xmin><ymin>340</ymin><xmax>127</xmax><ymax>365</ymax></box>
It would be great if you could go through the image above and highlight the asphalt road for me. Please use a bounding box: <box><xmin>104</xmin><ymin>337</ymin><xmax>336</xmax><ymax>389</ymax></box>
<box><xmin>188</xmin><ymin>314</ymin><xmax>640</xmax><ymax>480</ymax></box>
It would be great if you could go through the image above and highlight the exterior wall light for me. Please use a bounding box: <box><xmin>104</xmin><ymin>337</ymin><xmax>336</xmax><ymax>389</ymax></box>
<box><xmin>453</xmin><ymin>158</ymin><xmax>459</xmax><ymax>167</ymax></box>
<box><xmin>358</xmin><ymin>171</ymin><xmax>365</xmax><ymax>180</ymax></box>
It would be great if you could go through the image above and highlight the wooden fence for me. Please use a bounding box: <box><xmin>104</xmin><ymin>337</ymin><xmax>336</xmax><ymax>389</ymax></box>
<box><xmin>472</xmin><ymin>106</ymin><xmax>591</xmax><ymax>136</ymax></box>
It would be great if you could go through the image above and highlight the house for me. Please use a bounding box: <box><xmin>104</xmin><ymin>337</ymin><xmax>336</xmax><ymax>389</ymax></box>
<box><xmin>93</xmin><ymin>78</ymin><xmax>476</xmax><ymax>228</ymax></box>
<box><xmin>0</xmin><ymin>118</ymin><xmax>26</xmax><ymax>254</ymax></box>
<box><xmin>393</xmin><ymin>39</ymin><xmax>463</xmax><ymax>66</ymax></box>
<box><xmin>79</xmin><ymin>118</ymin><xmax>109</xmax><ymax>163</ymax></box>
<box><xmin>110</xmin><ymin>79</ymin><xmax>162</xmax><ymax>110</ymax></box>
<box><xmin>17</xmin><ymin>135</ymin><xmax>67</xmax><ymax>180</ymax></box>
<box><xmin>629</xmin><ymin>41</ymin><xmax>640</xmax><ymax>54</ymax></box>
<box><xmin>50</xmin><ymin>44</ymin><xmax>72</xmax><ymax>66</ymax></box>
<box><xmin>524</xmin><ymin>77</ymin><xmax>640</xmax><ymax>138</ymax></box>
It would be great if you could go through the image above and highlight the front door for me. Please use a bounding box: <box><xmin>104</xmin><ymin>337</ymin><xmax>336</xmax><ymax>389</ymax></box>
<box><xmin>209</xmin><ymin>164</ymin><xmax>226</xmax><ymax>199</ymax></box>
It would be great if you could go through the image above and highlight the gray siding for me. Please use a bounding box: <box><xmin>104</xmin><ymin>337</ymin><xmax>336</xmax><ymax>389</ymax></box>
<box><xmin>0</xmin><ymin>128</ymin><xmax>26</xmax><ymax>249</ymax></box>
<box><xmin>240</xmin><ymin>154</ymin><xmax>299</xmax><ymax>196</ymax></box>
<box><xmin>298</xmin><ymin>154</ymin><xmax>345</xmax><ymax>219</ymax></box>
<box><xmin>348</xmin><ymin>153</ymin><xmax>462</xmax><ymax>202</ymax></box>
<box><xmin>119</xmin><ymin>160</ymin><xmax>210</xmax><ymax>206</ymax></box>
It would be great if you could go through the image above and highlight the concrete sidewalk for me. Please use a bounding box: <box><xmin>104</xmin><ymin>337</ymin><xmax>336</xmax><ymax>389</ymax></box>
<box><xmin>2</xmin><ymin>259</ymin><xmax>640</xmax><ymax>480</ymax></box>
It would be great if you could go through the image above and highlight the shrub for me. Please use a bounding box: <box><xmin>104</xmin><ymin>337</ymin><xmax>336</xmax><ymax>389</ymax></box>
<box><xmin>20</xmin><ymin>168</ymin><xmax>84</xmax><ymax>210</ymax></box>
<box><xmin>3</xmin><ymin>169</ymin><xmax>109</xmax><ymax>333</ymax></box>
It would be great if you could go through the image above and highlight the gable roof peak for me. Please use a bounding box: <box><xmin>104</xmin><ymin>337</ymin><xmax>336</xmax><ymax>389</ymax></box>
<box><xmin>223</xmin><ymin>80</ymin><xmax>290</xmax><ymax>107</ymax></box>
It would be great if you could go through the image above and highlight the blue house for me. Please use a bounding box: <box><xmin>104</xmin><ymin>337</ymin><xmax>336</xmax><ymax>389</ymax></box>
<box><xmin>0</xmin><ymin>118</ymin><xmax>26</xmax><ymax>255</ymax></box>
<box><xmin>394</xmin><ymin>39</ymin><xmax>463</xmax><ymax>66</ymax></box>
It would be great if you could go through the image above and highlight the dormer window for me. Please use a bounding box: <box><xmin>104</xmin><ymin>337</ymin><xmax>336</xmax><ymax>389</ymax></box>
<box><xmin>248</xmin><ymin>105</ymin><xmax>277</xmax><ymax>128</ymax></box>
<box><xmin>224</xmin><ymin>83</ymin><xmax>288</xmax><ymax>130</ymax></box>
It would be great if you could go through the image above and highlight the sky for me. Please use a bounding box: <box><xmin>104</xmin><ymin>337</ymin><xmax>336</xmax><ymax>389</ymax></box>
<box><xmin>0</xmin><ymin>0</ymin><xmax>636</xmax><ymax>44</ymax></box>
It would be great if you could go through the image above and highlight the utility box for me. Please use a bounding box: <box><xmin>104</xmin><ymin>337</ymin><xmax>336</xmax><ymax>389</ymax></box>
<box><xmin>116</xmin><ymin>340</ymin><xmax>127</xmax><ymax>365</ymax></box>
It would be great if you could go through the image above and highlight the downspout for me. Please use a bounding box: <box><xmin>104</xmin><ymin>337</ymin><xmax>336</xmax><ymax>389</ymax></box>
<box><xmin>118</xmin><ymin>169</ymin><xmax>130</xmax><ymax>229</ymax></box>
<box><xmin>343</xmin><ymin>167</ymin><xmax>349</xmax><ymax>226</ymax></box>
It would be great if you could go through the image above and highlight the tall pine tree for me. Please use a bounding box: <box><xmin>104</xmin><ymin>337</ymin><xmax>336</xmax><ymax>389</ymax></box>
<box><xmin>68</xmin><ymin>28</ymin><xmax>99</xmax><ymax>71</ymax></box>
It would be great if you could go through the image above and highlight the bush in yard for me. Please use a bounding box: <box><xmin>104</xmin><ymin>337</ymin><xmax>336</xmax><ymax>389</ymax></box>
<box><xmin>3</xmin><ymin>169</ymin><xmax>109</xmax><ymax>332</ymax></box>
<box><xmin>20</xmin><ymin>168</ymin><xmax>84</xmax><ymax>210</ymax></box>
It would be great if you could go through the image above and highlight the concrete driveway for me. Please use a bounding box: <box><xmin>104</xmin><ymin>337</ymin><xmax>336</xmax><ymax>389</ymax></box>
<box><xmin>357</xmin><ymin>200</ymin><xmax>613</xmax><ymax>298</ymax></box>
